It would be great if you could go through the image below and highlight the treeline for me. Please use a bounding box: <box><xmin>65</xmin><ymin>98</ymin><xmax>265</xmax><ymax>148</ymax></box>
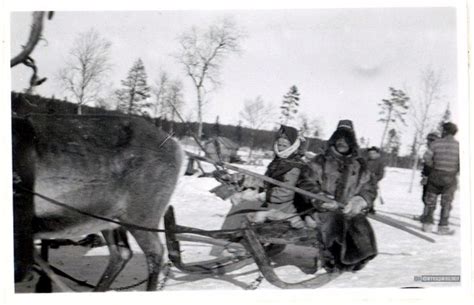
<box><xmin>12</xmin><ymin>92</ymin><xmax>326</xmax><ymax>153</ymax></box>
<box><xmin>156</xmin><ymin>119</ymin><xmax>326</xmax><ymax>153</ymax></box>
<box><xmin>12</xmin><ymin>92</ymin><xmax>417</xmax><ymax>169</ymax></box>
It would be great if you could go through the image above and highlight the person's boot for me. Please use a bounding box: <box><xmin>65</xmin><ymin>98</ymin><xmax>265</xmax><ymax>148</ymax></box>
<box><xmin>421</xmin><ymin>223</ymin><xmax>433</xmax><ymax>232</ymax></box>
<box><xmin>437</xmin><ymin>225</ymin><xmax>455</xmax><ymax>235</ymax></box>
<box><xmin>414</xmin><ymin>206</ymin><xmax>431</xmax><ymax>222</ymax></box>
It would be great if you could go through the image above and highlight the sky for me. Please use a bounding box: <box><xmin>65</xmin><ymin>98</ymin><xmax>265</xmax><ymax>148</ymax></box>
<box><xmin>9</xmin><ymin>6</ymin><xmax>463</xmax><ymax>154</ymax></box>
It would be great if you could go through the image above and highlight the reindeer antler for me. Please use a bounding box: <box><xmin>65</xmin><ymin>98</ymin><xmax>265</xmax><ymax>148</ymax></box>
<box><xmin>11</xmin><ymin>11</ymin><xmax>53</xmax><ymax>93</ymax></box>
<box><xmin>11</xmin><ymin>12</ymin><xmax>46</xmax><ymax>67</ymax></box>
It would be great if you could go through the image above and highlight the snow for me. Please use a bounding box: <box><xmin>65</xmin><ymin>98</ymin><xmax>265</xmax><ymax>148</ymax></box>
<box><xmin>15</xmin><ymin>164</ymin><xmax>461</xmax><ymax>292</ymax></box>
<box><xmin>162</xmin><ymin>164</ymin><xmax>461</xmax><ymax>289</ymax></box>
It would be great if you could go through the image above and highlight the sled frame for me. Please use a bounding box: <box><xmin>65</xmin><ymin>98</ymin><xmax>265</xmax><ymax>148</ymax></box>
<box><xmin>164</xmin><ymin>206</ymin><xmax>341</xmax><ymax>289</ymax></box>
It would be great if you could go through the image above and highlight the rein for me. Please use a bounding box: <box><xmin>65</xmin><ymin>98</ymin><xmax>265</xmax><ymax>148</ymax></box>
<box><xmin>19</xmin><ymin>186</ymin><xmax>320</xmax><ymax>235</ymax></box>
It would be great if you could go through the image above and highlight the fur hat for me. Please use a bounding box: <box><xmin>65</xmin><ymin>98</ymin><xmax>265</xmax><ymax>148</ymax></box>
<box><xmin>442</xmin><ymin>122</ymin><xmax>458</xmax><ymax>136</ymax></box>
<box><xmin>276</xmin><ymin>125</ymin><xmax>299</xmax><ymax>144</ymax></box>
<box><xmin>327</xmin><ymin>119</ymin><xmax>359</xmax><ymax>154</ymax></box>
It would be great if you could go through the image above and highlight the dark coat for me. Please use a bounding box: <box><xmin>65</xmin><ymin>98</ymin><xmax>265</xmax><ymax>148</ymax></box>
<box><xmin>367</xmin><ymin>158</ymin><xmax>385</xmax><ymax>183</ymax></box>
<box><xmin>263</xmin><ymin>155</ymin><xmax>306</xmax><ymax>205</ymax></box>
<box><xmin>295</xmin><ymin>147</ymin><xmax>378</xmax><ymax>272</ymax></box>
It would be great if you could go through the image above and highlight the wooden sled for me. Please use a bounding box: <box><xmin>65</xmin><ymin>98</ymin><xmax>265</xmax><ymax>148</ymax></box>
<box><xmin>164</xmin><ymin>206</ymin><xmax>341</xmax><ymax>289</ymax></box>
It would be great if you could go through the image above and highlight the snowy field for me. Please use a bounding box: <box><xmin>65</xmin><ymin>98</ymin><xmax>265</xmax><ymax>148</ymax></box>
<box><xmin>15</xmin><ymin>161</ymin><xmax>462</xmax><ymax>292</ymax></box>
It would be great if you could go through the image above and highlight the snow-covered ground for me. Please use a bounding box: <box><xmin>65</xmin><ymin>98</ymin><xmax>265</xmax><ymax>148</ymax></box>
<box><xmin>15</xmin><ymin>163</ymin><xmax>461</xmax><ymax>292</ymax></box>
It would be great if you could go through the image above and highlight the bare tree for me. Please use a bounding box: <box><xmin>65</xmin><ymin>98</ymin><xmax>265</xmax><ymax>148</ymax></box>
<box><xmin>407</xmin><ymin>66</ymin><xmax>445</xmax><ymax>192</ymax></box>
<box><xmin>239</xmin><ymin>96</ymin><xmax>275</xmax><ymax>157</ymax></box>
<box><xmin>299</xmin><ymin>113</ymin><xmax>324</xmax><ymax>138</ymax></box>
<box><xmin>152</xmin><ymin>71</ymin><xmax>185</xmax><ymax>132</ymax></box>
<box><xmin>175</xmin><ymin>18</ymin><xmax>244</xmax><ymax>139</ymax></box>
<box><xmin>166</xmin><ymin>79</ymin><xmax>185</xmax><ymax>133</ymax></box>
<box><xmin>310</xmin><ymin>118</ymin><xmax>324</xmax><ymax>138</ymax></box>
<box><xmin>57</xmin><ymin>29</ymin><xmax>112</xmax><ymax>114</ymax></box>
<box><xmin>153</xmin><ymin>71</ymin><xmax>170</xmax><ymax>119</ymax></box>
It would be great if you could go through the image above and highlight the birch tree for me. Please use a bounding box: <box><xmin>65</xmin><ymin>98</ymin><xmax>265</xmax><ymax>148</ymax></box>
<box><xmin>408</xmin><ymin>67</ymin><xmax>444</xmax><ymax>192</ymax></box>
<box><xmin>57</xmin><ymin>29</ymin><xmax>112</xmax><ymax>114</ymax></box>
<box><xmin>175</xmin><ymin>18</ymin><xmax>244</xmax><ymax>139</ymax></box>
<box><xmin>239</xmin><ymin>96</ymin><xmax>275</xmax><ymax>157</ymax></box>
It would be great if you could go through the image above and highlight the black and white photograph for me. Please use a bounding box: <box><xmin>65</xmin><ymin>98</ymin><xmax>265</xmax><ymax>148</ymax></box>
<box><xmin>2</xmin><ymin>0</ymin><xmax>472</xmax><ymax>304</ymax></box>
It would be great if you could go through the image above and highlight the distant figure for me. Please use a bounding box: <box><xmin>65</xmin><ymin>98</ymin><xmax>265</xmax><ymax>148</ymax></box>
<box><xmin>420</xmin><ymin>122</ymin><xmax>459</xmax><ymax>235</ymax></box>
<box><xmin>367</xmin><ymin>146</ymin><xmax>385</xmax><ymax>182</ymax></box>
<box><xmin>414</xmin><ymin>132</ymin><xmax>440</xmax><ymax>221</ymax></box>
<box><xmin>366</xmin><ymin>146</ymin><xmax>385</xmax><ymax>213</ymax></box>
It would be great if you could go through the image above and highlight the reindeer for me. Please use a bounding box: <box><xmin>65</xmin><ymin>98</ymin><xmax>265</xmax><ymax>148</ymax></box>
<box><xmin>12</xmin><ymin>12</ymin><xmax>183</xmax><ymax>292</ymax></box>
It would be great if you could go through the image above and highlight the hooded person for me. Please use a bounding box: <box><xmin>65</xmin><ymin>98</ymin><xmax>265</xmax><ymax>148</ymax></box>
<box><xmin>295</xmin><ymin>119</ymin><xmax>378</xmax><ymax>272</ymax></box>
<box><xmin>210</xmin><ymin>124</ymin><xmax>308</xmax><ymax>256</ymax></box>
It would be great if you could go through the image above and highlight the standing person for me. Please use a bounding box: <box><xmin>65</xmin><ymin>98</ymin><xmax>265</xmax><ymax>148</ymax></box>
<box><xmin>420</xmin><ymin>122</ymin><xmax>459</xmax><ymax>234</ymax></box>
<box><xmin>367</xmin><ymin>147</ymin><xmax>385</xmax><ymax>183</ymax></box>
<box><xmin>414</xmin><ymin>132</ymin><xmax>440</xmax><ymax>221</ymax></box>
<box><xmin>365</xmin><ymin>146</ymin><xmax>385</xmax><ymax>213</ymax></box>
<box><xmin>295</xmin><ymin>119</ymin><xmax>378</xmax><ymax>272</ymax></box>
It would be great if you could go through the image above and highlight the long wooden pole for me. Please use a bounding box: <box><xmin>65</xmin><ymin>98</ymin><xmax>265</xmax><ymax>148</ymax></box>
<box><xmin>186</xmin><ymin>151</ymin><xmax>332</xmax><ymax>203</ymax></box>
<box><xmin>185</xmin><ymin>151</ymin><xmax>436</xmax><ymax>243</ymax></box>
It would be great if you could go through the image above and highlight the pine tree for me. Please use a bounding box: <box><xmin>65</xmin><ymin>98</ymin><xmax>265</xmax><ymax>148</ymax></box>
<box><xmin>378</xmin><ymin>87</ymin><xmax>409</xmax><ymax>150</ymax></box>
<box><xmin>437</xmin><ymin>103</ymin><xmax>451</xmax><ymax>134</ymax></box>
<box><xmin>280</xmin><ymin>85</ymin><xmax>300</xmax><ymax>125</ymax></box>
<box><xmin>116</xmin><ymin>58</ymin><xmax>152</xmax><ymax>115</ymax></box>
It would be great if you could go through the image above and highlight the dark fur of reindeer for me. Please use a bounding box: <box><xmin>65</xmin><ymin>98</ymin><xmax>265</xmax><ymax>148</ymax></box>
<box><xmin>11</xmin><ymin>10</ymin><xmax>49</xmax><ymax>285</ymax></box>
<box><xmin>13</xmin><ymin>117</ymin><xmax>36</xmax><ymax>282</ymax></box>
<box><xmin>12</xmin><ymin>106</ymin><xmax>183</xmax><ymax>291</ymax></box>
<box><xmin>12</xmin><ymin>12</ymin><xmax>183</xmax><ymax>292</ymax></box>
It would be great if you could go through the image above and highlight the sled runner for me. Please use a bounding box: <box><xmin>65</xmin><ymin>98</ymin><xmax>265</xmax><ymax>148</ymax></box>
<box><xmin>164</xmin><ymin>206</ymin><xmax>341</xmax><ymax>289</ymax></box>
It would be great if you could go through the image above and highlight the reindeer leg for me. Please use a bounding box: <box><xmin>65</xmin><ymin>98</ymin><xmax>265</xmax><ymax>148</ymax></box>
<box><xmin>164</xmin><ymin>207</ymin><xmax>252</xmax><ymax>275</ymax></box>
<box><xmin>34</xmin><ymin>250</ymin><xmax>74</xmax><ymax>292</ymax></box>
<box><xmin>94</xmin><ymin>228</ymin><xmax>133</xmax><ymax>292</ymax></box>
<box><xmin>128</xmin><ymin>229</ymin><xmax>163</xmax><ymax>291</ymax></box>
<box><xmin>35</xmin><ymin>240</ymin><xmax>52</xmax><ymax>293</ymax></box>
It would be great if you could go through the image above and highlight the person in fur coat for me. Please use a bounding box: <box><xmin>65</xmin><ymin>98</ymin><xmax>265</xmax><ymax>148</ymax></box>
<box><xmin>295</xmin><ymin>119</ymin><xmax>378</xmax><ymax>272</ymax></box>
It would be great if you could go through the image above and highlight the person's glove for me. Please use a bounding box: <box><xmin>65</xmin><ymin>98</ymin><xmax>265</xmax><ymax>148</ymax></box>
<box><xmin>304</xmin><ymin>215</ymin><xmax>318</xmax><ymax>228</ymax></box>
<box><xmin>420</xmin><ymin>176</ymin><xmax>428</xmax><ymax>186</ymax></box>
<box><xmin>320</xmin><ymin>201</ymin><xmax>340</xmax><ymax>211</ymax></box>
<box><xmin>250</xmin><ymin>211</ymin><xmax>270</xmax><ymax>223</ymax></box>
<box><xmin>250</xmin><ymin>210</ymin><xmax>305</xmax><ymax>229</ymax></box>
<box><xmin>311</xmin><ymin>195</ymin><xmax>340</xmax><ymax>212</ymax></box>
<box><xmin>343</xmin><ymin>196</ymin><xmax>368</xmax><ymax>217</ymax></box>
<box><xmin>213</xmin><ymin>170</ymin><xmax>243</xmax><ymax>185</ymax></box>
<box><xmin>241</xmin><ymin>174</ymin><xmax>263</xmax><ymax>190</ymax></box>
<box><xmin>288</xmin><ymin>215</ymin><xmax>305</xmax><ymax>229</ymax></box>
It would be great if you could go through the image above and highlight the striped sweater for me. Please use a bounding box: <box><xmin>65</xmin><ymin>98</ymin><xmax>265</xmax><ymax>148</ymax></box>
<box><xmin>423</xmin><ymin>135</ymin><xmax>459</xmax><ymax>173</ymax></box>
